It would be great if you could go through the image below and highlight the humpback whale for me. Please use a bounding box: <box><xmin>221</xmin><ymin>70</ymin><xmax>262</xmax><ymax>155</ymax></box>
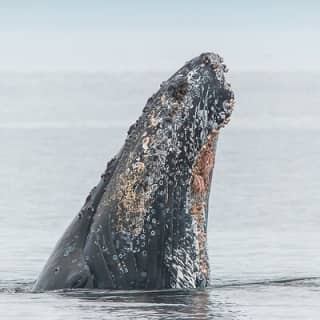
<box><xmin>33</xmin><ymin>52</ymin><xmax>235</xmax><ymax>291</ymax></box>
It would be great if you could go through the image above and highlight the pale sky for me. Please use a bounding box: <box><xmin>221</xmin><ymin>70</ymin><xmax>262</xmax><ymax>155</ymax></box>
<box><xmin>1</xmin><ymin>0</ymin><xmax>319</xmax><ymax>72</ymax></box>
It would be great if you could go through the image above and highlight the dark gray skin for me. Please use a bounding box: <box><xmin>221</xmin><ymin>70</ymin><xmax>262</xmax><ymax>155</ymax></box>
<box><xmin>33</xmin><ymin>52</ymin><xmax>235</xmax><ymax>291</ymax></box>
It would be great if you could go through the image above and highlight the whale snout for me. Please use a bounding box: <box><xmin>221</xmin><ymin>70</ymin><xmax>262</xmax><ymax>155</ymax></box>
<box><xmin>201</xmin><ymin>52</ymin><xmax>225</xmax><ymax>67</ymax></box>
<box><xmin>160</xmin><ymin>52</ymin><xmax>235</xmax><ymax>154</ymax></box>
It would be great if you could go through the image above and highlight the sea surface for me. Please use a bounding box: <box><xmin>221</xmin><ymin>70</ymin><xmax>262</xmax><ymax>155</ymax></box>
<box><xmin>0</xmin><ymin>72</ymin><xmax>319</xmax><ymax>319</ymax></box>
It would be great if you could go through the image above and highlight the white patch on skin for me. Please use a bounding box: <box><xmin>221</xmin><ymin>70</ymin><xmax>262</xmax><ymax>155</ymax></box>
<box><xmin>170</xmin><ymin>217</ymin><xmax>200</xmax><ymax>288</ymax></box>
<box><xmin>142</xmin><ymin>136</ymin><xmax>150</xmax><ymax>151</ymax></box>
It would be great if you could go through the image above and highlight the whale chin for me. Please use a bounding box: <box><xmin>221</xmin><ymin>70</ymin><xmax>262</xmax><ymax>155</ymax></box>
<box><xmin>33</xmin><ymin>52</ymin><xmax>235</xmax><ymax>291</ymax></box>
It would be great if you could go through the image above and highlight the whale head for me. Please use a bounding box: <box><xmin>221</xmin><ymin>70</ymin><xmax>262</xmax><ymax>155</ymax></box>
<box><xmin>83</xmin><ymin>52</ymin><xmax>235</xmax><ymax>289</ymax></box>
<box><xmin>33</xmin><ymin>52</ymin><xmax>235</xmax><ymax>291</ymax></box>
<box><xmin>122</xmin><ymin>52</ymin><xmax>235</xmax><ymax>288</ymax></box>
<box><xmin>143</xmin><ymin>52</ymin><xmax>235</xmax><ymax>163</ymax></box>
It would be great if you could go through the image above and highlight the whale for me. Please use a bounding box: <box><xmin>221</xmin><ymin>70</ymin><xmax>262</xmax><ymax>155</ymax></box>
<box><xmin>33</xmin><ymin>52</ymin><xmax>235</xmax><ymax>291</ymax></box>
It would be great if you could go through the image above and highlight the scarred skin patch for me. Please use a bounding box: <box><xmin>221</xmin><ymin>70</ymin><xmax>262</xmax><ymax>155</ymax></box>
<box><xmin>190</xmin><ymin>130</ymin><xmax>219</xmax><ymax>280</ymax></box>
<box><xmin>191</xmin><ymin>131</ymin><xmax>218</xmax><ymax>195</ymax></box>
<box><xmin>115</xmin><ymin>169</ymin><xmax>146</xmax><ymax>236</ymax></box>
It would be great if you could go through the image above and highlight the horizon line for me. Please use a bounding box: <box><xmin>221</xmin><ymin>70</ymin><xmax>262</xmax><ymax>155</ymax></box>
<box><xmin>1</xmin><ymin>69</ymin><xmax>320</xmax><ymax>74</ymax></box>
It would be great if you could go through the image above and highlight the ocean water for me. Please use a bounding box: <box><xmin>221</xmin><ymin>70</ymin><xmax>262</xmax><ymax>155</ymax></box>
<box><xmin>0</xmin><ymin>72</ymin><xmax>320</xmax><ymax>319</ymax></box>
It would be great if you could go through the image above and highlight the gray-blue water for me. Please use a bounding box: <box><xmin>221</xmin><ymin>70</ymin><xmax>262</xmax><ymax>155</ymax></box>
<box><xmin>0</xmin><ymin>72</ymin><xmax>319</xmax><ymax>319</ymax></box>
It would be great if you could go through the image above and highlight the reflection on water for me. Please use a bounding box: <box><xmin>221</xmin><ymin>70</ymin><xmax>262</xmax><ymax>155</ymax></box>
<box><xmin>63</xmin><ymin>289</ymin><xmax>213</xmax><ymax>320</ymax></box>
<box><xmin>2</xmin><ymin>278</ymin><xmax>320</xmax><ymax>320</ymax></box>
<box><xmin>0</xmin><ymin>282</ymin><xmax>244</xmax><ymax>320</ymax></box>
<box><xmin>66</xmin><ymin>290</ymin><xmax>214</xmax><ymax>320</ymax></box>
<box><xmin>1</xmin><ymin>277</ymin><xmax>320</xmax><ymax>319</ymax></box>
